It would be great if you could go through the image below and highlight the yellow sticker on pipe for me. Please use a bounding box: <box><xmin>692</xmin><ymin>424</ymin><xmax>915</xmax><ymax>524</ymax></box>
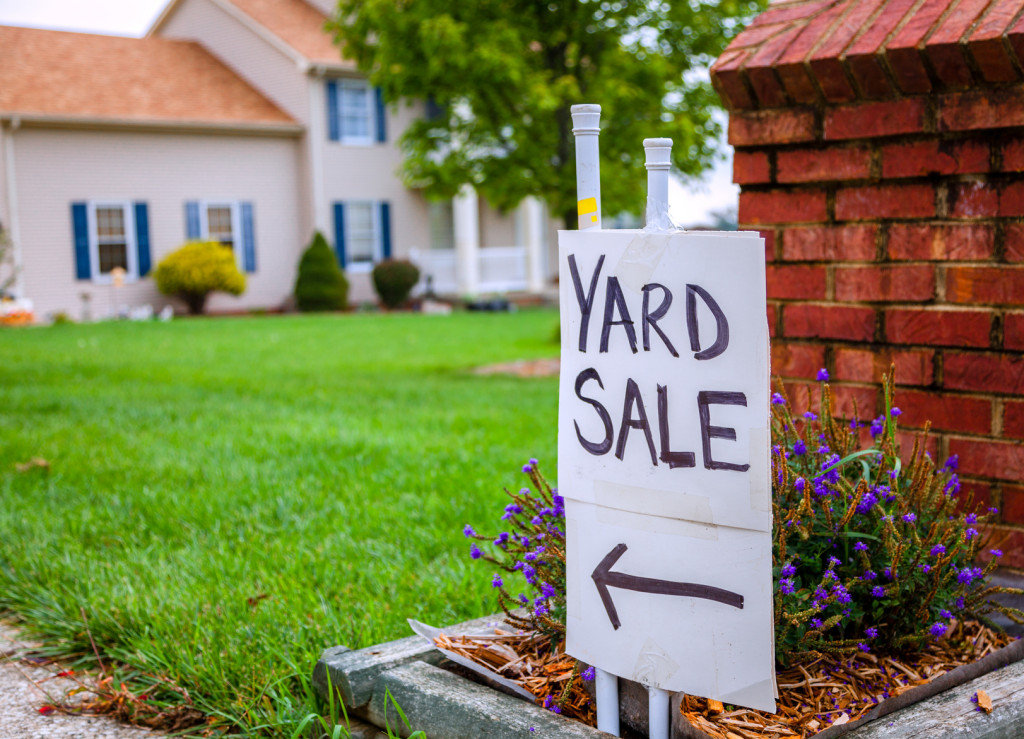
<box><xmin>577</xmin><ymin>197</ymin><xmax>598</xmax><ymax>216</ymax></box>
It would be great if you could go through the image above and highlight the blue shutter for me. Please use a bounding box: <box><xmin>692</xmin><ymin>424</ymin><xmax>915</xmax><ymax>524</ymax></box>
<box><xmin>71</xmin><ymin>202</ymin><xmax>90</xmax><ymax>280</ymax></box>
<box><xmin>241</xmin><ymin>202</ymin><xmax>256</xmax><ymax>273</ymax></box>
<box><xmin>326</xmin><ymin>80</ymin><xmax>340</xmax><ymax>141</ymax></box>
<box><xmin>134</xmin><ymin>202</ymin><xmax>151</xmax><ymax>276</ymax></box>
<box><xmin>374</xmin><ymin>86</ymin><xmax>386</xmax><ymax>143</ymax></box>
<box><xmin>185</xmin><ymin>201</ymin><xmax>201</xmax><ymax>240</ymax></box>
<box><xmin>379</xmin><ymin>201</ymin><xmax>391</xmax><ymax>260</ymax></box>
<box><xmin>425</xmin><ymin>96</ymin><xmax>444</xmax><ymax>121</ymax></box>
<box><xmin>333</xmin><ymin>202</ymin><xmax>346</xmax><ymax>268</ymax></box>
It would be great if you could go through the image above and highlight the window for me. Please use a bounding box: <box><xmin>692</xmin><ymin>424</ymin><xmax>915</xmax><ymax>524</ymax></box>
<box><xmin>429</xmin><ymin>201</ymin><xmax>454</xmax><ymax>250</ymax></box>
<box><xmin>326</xmin><ymin>78</ymin><xmax>385</xmax><ymax>144</ymax></box>
<box><xmin>184</xmin><ymin>200</ymin><xmax>256</xmax><ymax>273</ymax></box>
<box><xmin>203</xmin><ymin>203</ymin><xmax>238</xmax><ymax>251</ymax></box>
<box><xmin>346</xmin><ymin>201</ymin><xmax>378</xmax><ymax>268</ymax></box>
<box><xmin>89</xmin><ymin>201</ymin><xmax>137</xmax><ymax>281</ymax></box>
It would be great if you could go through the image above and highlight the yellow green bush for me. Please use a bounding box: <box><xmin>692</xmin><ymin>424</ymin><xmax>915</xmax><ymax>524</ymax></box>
<box><xmin>154</xmin><ymin>241</ymin><xmax>245</xmax><ymax>315</ymax></box>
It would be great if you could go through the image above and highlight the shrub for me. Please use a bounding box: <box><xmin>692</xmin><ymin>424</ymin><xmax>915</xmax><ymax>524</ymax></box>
<box><xmin>294</xmin><ymin>231</ymin><xmax>348</xmax><ymax>312</ymax></box>
<box><xmin>372</xmin><ymin>259</ymin><xmax>420</xmax><ymax>309</ymax></box>
<box><xmin>153</xmin><ymin>241</ymin><xmax>245</xmax><ymax>315</ymax></box>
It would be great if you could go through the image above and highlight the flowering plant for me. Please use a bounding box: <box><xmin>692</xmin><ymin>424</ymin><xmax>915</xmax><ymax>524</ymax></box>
<box><xmin>771</xmin><ymin>367</ymin><xmax>1022</xmax><ymax>663</ymax></box>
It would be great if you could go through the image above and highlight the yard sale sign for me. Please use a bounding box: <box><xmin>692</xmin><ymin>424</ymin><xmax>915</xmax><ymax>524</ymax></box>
<box><xmin>558</xmin><ymin>228</ymin><xmax>777</xmax><ymax>713</ymax></box>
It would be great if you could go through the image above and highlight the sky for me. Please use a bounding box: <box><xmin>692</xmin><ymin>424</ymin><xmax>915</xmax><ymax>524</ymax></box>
<box><xmin>0</xmin><ymin>0</ymin><xmax>739</xmax><ymax>227</ymax></box>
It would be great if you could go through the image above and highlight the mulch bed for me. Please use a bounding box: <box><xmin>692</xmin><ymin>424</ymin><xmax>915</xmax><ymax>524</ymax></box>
<box><xmin>434</xmin><ymin>620</ymin><xmax>1013</xmax><ymax>738</ymax></box>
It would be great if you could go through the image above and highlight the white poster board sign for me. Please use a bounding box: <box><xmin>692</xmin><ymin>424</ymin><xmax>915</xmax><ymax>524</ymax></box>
<box><xmin>558</xmin><ymin>229</ymin><xmax>776</xmax><ymax>713</ymax></box>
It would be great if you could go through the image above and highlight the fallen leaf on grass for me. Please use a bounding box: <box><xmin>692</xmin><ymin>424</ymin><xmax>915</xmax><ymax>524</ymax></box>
<box><xmin>15</xmin><ymin>458</ymin><xmax>50</xmax><ymax>473</ymax></box>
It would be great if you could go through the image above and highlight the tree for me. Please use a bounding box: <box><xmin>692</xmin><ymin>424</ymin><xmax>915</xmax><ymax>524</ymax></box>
<box><xmin>154</xmin><ymin>241</ymin><xmax>245</xmax><ymax>315</ymax></box>
<box><xmin>294</xmin><ymin>231</ymin><xmax>349</xmax><ymax>311</ymax></box>
<box><xmin>328</xmin><ymin>0</ymin><xmax>764</xmax><ymax>227</ymax></box>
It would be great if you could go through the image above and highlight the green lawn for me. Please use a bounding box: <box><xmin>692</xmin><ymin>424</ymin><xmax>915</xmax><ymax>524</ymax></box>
<box><xmin>0</xmin><ymin>311</ymin><xmax>560</xmax><ymax>736</ymax></box>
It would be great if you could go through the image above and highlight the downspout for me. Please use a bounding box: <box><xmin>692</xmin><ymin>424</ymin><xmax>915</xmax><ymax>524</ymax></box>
<box><xmin>2</xmin><ymin>117</ymin><xmax>24</xmax><ymax>298</ymax></box>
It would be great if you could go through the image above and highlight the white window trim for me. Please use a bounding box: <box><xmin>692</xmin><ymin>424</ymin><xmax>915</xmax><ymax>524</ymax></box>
<box><xmin>335</xmin><ymin>78</ymin><xmax>376</xmax><ymax>146</ymax></box>
<box><xmin>87</xmin><ymin>200</ymin><xmax>137</xmax><ymax>284</ymax></box>
<box><xmin>345</xmin><ymin>200</ymin><xmax>382</xmax><ymax>273</ymax></box>
<box><xmin>198</xmin><ymin>200</ymin><xmax>243</xmax><ymax>268</ymax></box>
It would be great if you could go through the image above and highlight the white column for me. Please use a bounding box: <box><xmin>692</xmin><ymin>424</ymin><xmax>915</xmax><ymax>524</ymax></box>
<box><xmin>595</xmin><ymin>667</ymin><xmax>620</xmax><ymax>736</ymax></box>
<box><xmin>2</xmin><ymin>119</ymin><xmax>24</xmax><ymax>299</ymax></box>
<box><xmin>453</xmin><ymin>184</ymin><xmax>479</xmax><ymax>295</ymax></box>
<box><xmin>307</xmin><ymin>76</ymin><xmax>329</xmax><ymax>237</ymax></box>
<box><xmin>522</xmin><ymin>196</ymin><xmax>545</xmax><ymax>293</ymax></box>
<box><xmin>648</xmin><ymin>686</ymin><xmax>670</xmax><ymax>739</ymax></box>
<box><xmin>643</xmin><ymin>137</ymin><xmax>673</xmax><ymax>232</ymax></box>
<box><xmin>570</xmin><ymin>104</ymin><xmax>602</xmax><ymax>230</ymax></box>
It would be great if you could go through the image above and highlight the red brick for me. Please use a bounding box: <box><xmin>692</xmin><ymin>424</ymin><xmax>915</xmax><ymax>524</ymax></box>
<box><xmin>766</xmin><ymin>264</ymin><xmax>827</xmax><ymax>299</ymax></box>
<box><xmin>834</xmin><ymin>347</ymin><xmax>935</xmax><ymax>386</ymax></box>
<box><xmin>885</xmin><ymin>308</ymin><xmax>991</xmax><ymax>348</ymax></box>
<box><xmin>1004</xmin><ymin>484</ymin><xmax>1024</xmax><ymax>525</ymax></box>
<box><xmin>924</xmin><ymin>0</ymin><xmax>992</xmax><ymax>88</ymax></box>
<box><xmin>739</xmin><ymin>189</ymin><xmax>828</xmax><ymax>225</ymax></box>
<box><xmin>967</xmin><ymin>0</ymin><xmax>1024</xmax><ymax>83</ymax></box>
<box><xmin>834</xmin><ymin>265</ymin><xmax>935</xmax><ymax>302</ymax></box>
<box><xmin>770</xmin><ymin>341</ymin><xmax>826</xmax><ymax>379</ymax></box>
<box><xmin>774</xmin><ymin>0</ymin><xmax>852</xmax><ymax>104</ymax></box>
<box><xmin>1005</xmin><ymin>400</ymin><xmax>1024</xmax><ymax>439</ymax></box>
<box><xmin>767</xmin><ymin>303</ymin><xmax>778</xmax><ymax>338</ymax></box>
<box><xmin>895</xmin><ymin>428</ymin><xmax>939</xmax><ymax>459</ymax></box>
<box><xmin>944</xmin><ymin>353</ymin><xmax>1024</xmax><ymax>394</ymax></box>
<box><xmin>881</xmin><ymin>140</ymin><xmax>990</xmax><ymax>179</ymax></box>
<box><xmin>825</xmin><ymin>98</ymin><xmax>927</xmax><ymax>140</ymax></box>
<box><xmin>747</xmin><ymin>27</ymin><xmax>801</xmax><ymax>109</ymax></box>
<box><xmin>776</xmin><ymin>146</ymin><xmax>871</xmax><ymax>183</ymax></box>
<box><xmin>782</xmin><ymin>225</ymin><xmax>876</xmax><ymax>261</ymax></box>
<box><xmin>808</xmin><ymin>57</ymin><xmax>858</xmax><ymax>103</ymax></box>
<box><xmin>955</xmin><ymin>480</ymin><xmax>993</xmax><ymax>516</ymax></box>
<box><xmin>761</xmin><ymin>229</ymin><xmax>777</xmax><ymax>262</ymax></box>
<box><xmin>888</xmin><ymin>223</ymin><xmax>995</xmax><ymax>261</ymax></box>
<box><xmin>836</xmin><ymin>184</ymin><xmax>935</xmax><ymax>221</ymax></box>
<box><xmin>733</xmin><ymin>150</ymin><xmax>772</xmax><ymax>184</ymax></box>
<box><xmin>1010</xmin><ymin>12</ymin><xmax>1024</xmax><ymax>71</ymax></box>
<box><xmin>1005</xmin><ymin>312</ymin><xmax>1024</xmax><ymax>349</ymax></box>
<box><xmin>948</xmin><ymin>181</ymin><xmax>999</xmax><ymax>218</ymax></box>
<box><xmin>1002</xmin><ymin>137</ymin><xmax>1024</xmax><ymax>172</ymax></box>
<box><xmin>998</xmin><ymin>180</ymin><xmax>1024</xmax><ymax>216</ymax></box>
<box><xmin>1007</xmin><ymin>224</ymin><xmax>1024</xmax><ymax>262</ymax></box>
<box><xmin>844</xmin><ymin>0</ymin><xmax>918</xmax><ymax>98</ymax></box>
<box><xmin>846</xmin><ymin>53</ymin><xmax>897</xmax><ymax>99</ymax></box>
<box><xmin>746</xmin><ymin>0</ymin><xmax>838</xmax><ymax>29</ymax></box>
<box><xmin>949</xmin><ymin>437</ymin><xmax>1024</xmax><ymax>480</ymax></box>
<box><xmin>885</xmin><ymin>0</ymin><xmax>954</xmax><ymax>94</ymax></box>
<box><xmin>783</xmin><ymin>304</ymin><xmax>875</xmax><ymax>341</ymax></box>
<box><xmin>711</xmin><ymin>50</ymin><xmax>757</xmax><ymax>110</ymax></box>
<box><xmin>896</xmin><ymin>389</ymin><xmax>992</xmax><ymax>433</ymax></box>
<box><xmin>946</xmin><ymin>267</ymin><xmax>1024</xmax><ymax>306</ymax></box>
<box><xmin>729</xmin><ymin>109</ymin><xmax>817</xmax><ymax>147</ymax></box>
<box><xmin>808</xmin><ymin>0</ymin><xmax>888</xmax><ymax>101</ymax></box>
<box><xmin>977</xmin><ymin>526</ymin><xmax>1024</xmax><ymax>569</ymax></box>
<box><xmin>937</xmin><ymin>86</ymin><xmax>1024</xmax><ymax>132</ymax></box>
<box><xmin>831</xmin><ymin>384</ymin><xmax>881</xmax><ymax>420</ymax></box>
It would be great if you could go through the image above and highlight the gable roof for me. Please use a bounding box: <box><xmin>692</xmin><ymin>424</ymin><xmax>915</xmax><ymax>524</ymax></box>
<box><xmin>711</xmin><ymin>0</ymin><xmax>1024</xmax><ymax>110</ymax></box>
<box><xmin>151</xmin><ymin>0</ymin><xmax>355</xmax><ymax>70</ymax></box>
<box><xmin>0</xmin><ymin>24</ymin><xmax>301</xmax><ymax>132</ymax></box>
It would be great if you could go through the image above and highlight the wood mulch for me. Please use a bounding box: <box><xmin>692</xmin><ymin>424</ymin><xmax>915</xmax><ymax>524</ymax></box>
<box><xmin>435</xmin><ymin>620</ymin><xmax>1013</xmax><ymax>738</ymax></box>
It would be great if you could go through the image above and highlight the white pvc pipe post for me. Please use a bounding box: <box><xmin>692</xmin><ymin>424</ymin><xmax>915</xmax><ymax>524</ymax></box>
<box><xmin>648</xmin><ymin>686</ymin><xmax>670</xmax><ymax>739</ymax></box>
<box><xmin>570</xmin><ymin>104</ymin><xmax>602</xmax><ymax>230</ymax></box>
<box><xmin>595</xmin><ymin>667</ymin><xmax>620</xmax><ymax>736</ymax></box>
<box><xmin>643</xmin><ymin>137</ymin><xmax>673</xmax><ymax>232</ymax></box>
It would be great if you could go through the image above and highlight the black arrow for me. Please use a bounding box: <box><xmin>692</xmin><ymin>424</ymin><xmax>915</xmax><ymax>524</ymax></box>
<box><xmin>591</xmin><ymin>543</ymin><xmax>744</xmax><ymax>630</ymax></box>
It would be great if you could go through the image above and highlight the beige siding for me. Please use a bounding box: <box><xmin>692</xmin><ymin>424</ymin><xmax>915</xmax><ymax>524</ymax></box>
<box><xmin>13</xmin><ymin>126</ymin><xmax>304</xmax><ymax>319</ymax></box>
<box><xmin>159</xmin><ymin>0</ymin><xmax>309</xmax><ymax>123</ymax></box>
<box><xmin>479</xmin><ymin>201</ymin><xmax>518</xmax><ymax>248</ymax></box>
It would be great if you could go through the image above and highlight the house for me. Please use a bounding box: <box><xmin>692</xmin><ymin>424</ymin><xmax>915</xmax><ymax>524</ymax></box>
<box><xmin>0</xmin><ymin>0</ymin><xmax>555</xmax><ymax>320</ymax></box>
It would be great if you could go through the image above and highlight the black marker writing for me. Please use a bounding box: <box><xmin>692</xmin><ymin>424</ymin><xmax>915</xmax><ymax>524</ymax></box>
<box><xmin>574</xmin><ymin>368</ymin><xmax>613</xmax><ymax>455</ymax></box>
<box><xmin>642</xmin><ymin>284</ymin><xmax>678</xmax><ymax>357</ymax></box>
<box><xmin>568</xmin><ymin>253</ymin><xmax>605</xmax><ymax>353</ymax></box>
<box><xmin>686</xmin><ymin>284</ymin><xmax>729</xmax><ymax>360</ymax></box>
<box><xmin>600</xmin><ymin>276</ymin><xmax>638</xmax><ymax>354</ymax></box>
<box><xmin>698</xmin><ymin>391</ymin><xmax>750</xmax><ymax>471</ymax></box>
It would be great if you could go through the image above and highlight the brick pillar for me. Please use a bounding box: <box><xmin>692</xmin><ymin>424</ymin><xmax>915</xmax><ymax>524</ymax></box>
<box><xmin>711</xmin><ymin>0</ymin><xmax>1024</xmax><ymax>568</ymax></box>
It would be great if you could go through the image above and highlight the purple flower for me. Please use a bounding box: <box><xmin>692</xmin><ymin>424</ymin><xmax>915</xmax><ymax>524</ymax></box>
<box><xmin>857</xmin><ymin>491</ymin><xmax>878</xmax><ymax>514</ymax></box>
<box><xmin>518</xmin><ymin>594</ymin><xmax>529</xmax><ymax>605</ymax></box>
<box><xmin>492</xmin><ymin>574</ymin><xmax>503</xmax><ymax>588</ymax></box>
<box><xmin>870</xmin><ymin>417</ymin><xmax>884</xmax><ymax>437</ymax></box>
<box><xmin>522</xmin><ymin>464</ymin><xmax>533</xmax><ymax>473</ymax></box>
<box><xmin>944</xmin><ymin>475</ymin><xmax>961</xmax><ymax>495</ymax></box>
<box><xmin>988</xmin><ymin>507</ymin><xmax>999</xmax><ymax>516</ymax></box>
<box><xmin>991</xmin><ymin>549</ymin><xmax>1004</xmax><ymax>558</ymax></box>
<box><xmin>817</xmin><ymin>368</ymin><xmax>830</xmax><ymax>382</ymax></box>
<box><xmin>781</xmin><ymin>563</ymin><xmax>797</xmax><ymax>578</ymax></box>
<box><xmin>795</xmin><ymin>477</ymin><xmax>806</xmax><ymax>493</ymax></box>
<box><xmin>966</xmin><ymin>512</ymin><xmax>978</xmax><ymax>524</ymax></box>
<box><xmin>920</xmin><ymin>564</ymin><xmax>932</xmax><ymax>574</ymax></box>
<box><xmin>940</xmin><ymin>609</ymin><xmax>953</xmax><ymax>619</ymax></box>
<box><xmin>865</xmin><ymin>627</ymin><xmax>878</xmax><ymax>639</ymax></box>
<box><xmin>858</xmin><ymin>643</ymin><xmax>871</xmax><ymax>653</ymax></box>
<box><xmin>834</xmin><ymin>585</ymin><xmax>852</xmax><ymax>604</ymax></box>
<box><xmin>828</xmin><ymin>556</ymin><xmax>842</xmax><ymax>568</ymax></box>
<box><xmin>902</xmin><ymin>513</ymin><xmax>916</xmax><ymax>523</ymax></box>
<box><xmin>534</xmin><ymin>603</ymin><xmax>549</xmax><ymax>616</ymax></box>
<box><xmin>862</xmin><ymin>570</ymin><xmax>877</xmax><ymax>581</ymax></box>
<box><xmin>494</xmin><ymin>532</ymin><xmax>509</xmax><ymax>548</ymax></box>
<box><xmin>871</xmin><ymin>586</ymin><xmax>886</xmax><ymax>598</ymax></box>
<box><xmin>531</xmin><ymin>516</ymin><xmax>543</xmax><ymax>526</ymax></box>
<box><xmin>470</xmin><ymin>543</ymin><xmax>482</xmax><ymax>559</ymax></box>
<box><xmin>793</xmin><ymin>439</ymin><xmax>807</xmax><ymax>455</ymax></box>
<box><xmin>463</xmin><ymin>524</ymin><xmax>476</xmax><ymax>537</ymax></box>
<box><xmin>930</xmin><ymin>622</ymin><xmax>947</xmax><ymax>638</ymax></box>
<box><xmin>804</xmin><ymin>411</ymin><xmax>818</xmax><ymax>421</ymax></box>
<box><xmin>890</xmin><ymin>407</ymin><xmax>902</xmax><ymax>417</ymax></box>
<box><xmin>582</xmin><ymin>666</ymin><xmax>596</xmax><ymax>681</ymax></box>
<box><xmin>771</xmin><ymin>392</ymin><xmax>786</xmax><ymax>405</ymax></box>
<box><xmin>854</xmin><ymin>541</ymin><xmax>869</xmax><ymax>552</ymax></box>
<box><xmin>541</xmin><ymin>582</ymin><xmax>557</xmax><ymax>599</ymax></box>
<box><xmin>956</xmin><ymin>596</ymin><xmax>966</xmax><ymax>610</ymax></box>
<box><xmin>809</xmin><ymin>618</ymin><xmax>823</xmax><ymax>629</ymax></box>
<box><xmin>966</xmin><ymin>528</ymin><xmax>979</xmax><ymax>539</ymax></box>
<box><xmin>780</xmin><ymin>579</ymin><xmax>796</xmax><ymax>595</ymax></box>
<box><xmin>529</xmin><ymin>457</ymin><xmax>538</xmax><ymax>466</ymax></box>
<box><xmin>931</xmin><ymin>544</ymin><xmax>946</xmax><ymax>556</ymax></box>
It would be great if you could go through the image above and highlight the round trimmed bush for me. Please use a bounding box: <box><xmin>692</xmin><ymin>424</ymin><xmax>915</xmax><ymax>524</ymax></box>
<box><xmin>153</xmin><ymin>240</ymin><xmax>245</xmax><ymax>315</ymax></box>
<box><xmin>372</xmin><ymin>258</ymin><xmax>420</xmax><ymax>309</ymax></box>
<box><xmin>294</xmin><ymin>231</ymin><xmax>349</xmax><ymax>312</ymax></box>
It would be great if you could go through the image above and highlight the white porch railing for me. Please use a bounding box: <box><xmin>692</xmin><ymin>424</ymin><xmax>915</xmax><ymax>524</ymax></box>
<box><xmin>410</xmin><ymin>246</ymin><xmax>529</xmax><ymax>295</ymax></box>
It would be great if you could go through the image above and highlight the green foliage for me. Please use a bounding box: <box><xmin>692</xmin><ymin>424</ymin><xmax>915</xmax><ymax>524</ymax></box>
<box><xmin>328</xmin><ymin>0</ymin><xmax>766</xmax><ymax>226</ymax></box>
<box><xmin>771</xmin><ymin>369</ymin><xmax>1023</xmax><ymax>664</ymax></box>
<box><xmin>294</xmin><ymin>231</ymin><xmax>349</xmax><ymax>312</ymax></box>
<box><xmin>372</xmin><ymin>258</ymin><xmax>420</xmax><ymax>309</ymax></box>
<box><xmin>153</xmin><ymin>240</ymin><xmax>245</xmax><ymax>315</ymax></box>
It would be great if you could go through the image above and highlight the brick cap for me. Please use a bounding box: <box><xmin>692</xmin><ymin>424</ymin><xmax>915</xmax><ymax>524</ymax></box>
<box><xmin>711</xmin><ymin>0</ymin><xmax>1024</xmax><ymax>111</ymax></box>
